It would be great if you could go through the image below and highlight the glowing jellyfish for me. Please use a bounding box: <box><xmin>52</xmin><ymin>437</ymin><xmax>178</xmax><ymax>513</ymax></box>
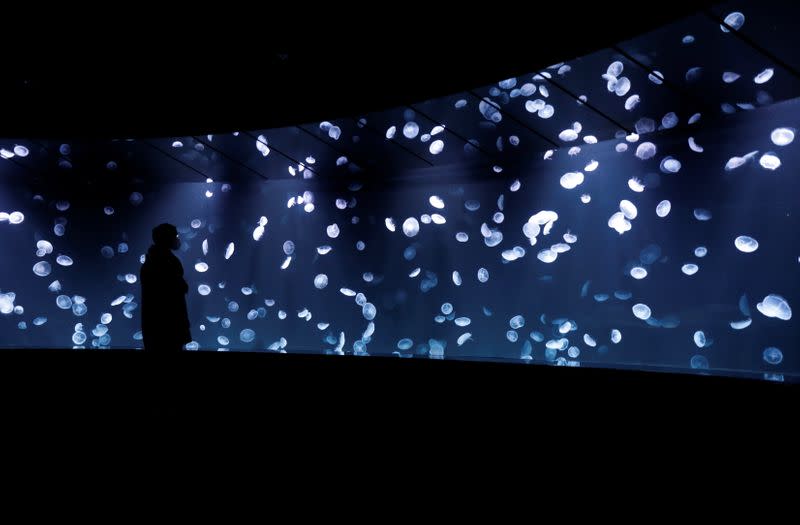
<box><xmin>694</xmin><ymin>246</ymin><xmax>708</xmax><ymax>258</ymax></box>
<box><xmin>620</xmin><ymin>200</ymin><xmax>638</xmax><ymax>220</ymax></box>
<box><xmin>537</xmin><ymin>249</ymin><xmax>557</xmax><ymax>263</ymax></box>
<box><xmin>635</xmin><ymin>142</ymin><xmax>656</xmax><ymax>160</ymax></box>
<box><xmin>385</xmin><ymin>126</ymin><xmax>396</xmax><ymax>139</ymax></box>
<box><xmin>630</xmin><ymin>266</ymin><xmax>648</xmax><ymax>280</ymax></box>
<box><xmin>559</xmin><ymin>171</ymin><xmax>584</xmax><ymax>189</ymax></box>
<box><xmin>477</xmin><ymin>268</ymin><xmax>489</xmax><ymax>283</ymax></box>
<box><xmin>685</xmin><ymin>67</ymin><xmax>702</xmax><ymax>83</ymax></box>
<box><xmin>759</xmin><ymin>153</ymin><xmax>781</xmax><ymax>170</ymax></box>
<box><xmin>56</xmin><ymin>295</ymin><xmax>73</xmax><ymax>309</ymax></box>
<box><xmin>730</xmin><ymin>318</ymin><xmax>752</xmax><ymax>330</ymax></box>
<box><xmin>525</xmin><ymin>99</ymin><xmax>545</xmax><ymax>113</ymax></box>
<box><xmin>13</xmin><ymin>145</ymin><xmax>29</xmax><ymax>157</ymax></box>
<box><xmin>627</xmin><ymin>178</ymin><xmax>645</xmax><ymax>193</ymax></box>
<box><xmin>33</xmin><ymin>261</ymin><xmax>51</xmax><ymax>277</ymax></box>
<box><xmin>584</xmin><ymin>160</ymin><xmax>599</xmax><ymax>172</ymax></box>
<box><xmin>428</xmin><ymin>195</ymin><xmax>445</xmax><ymax>209</ymax></box>
<box><xmin>429</xmin><ymin>140</ymin><xmax>444</xmax><ymax>155</ymax></box>
<box><xmin>682</xmin><ymin>263</ymin><xmax>699</xmax><ymax>276</ymax></box>
<box><xmin>624</xmin><ymin>94</ymin><xmax>640</xmax><ymax>111</ymax></box>
<box><xmin>734</xmin><ymin>235</ymin><xmax>758</xmax><ymax>253</ymax></box>
<box><xmin>754</xmin><ymin>68</ymin><xmax>774</xmax><ymax>85</ymax></box>
<box><xmin>402</xmin><ymin>217</ymin><xmax>420</xmax><ymax>237</ymax></box>
<box><xmin>452</xmin><ymin>271</ymin><xmax>462</xmax><ymax>286</ymax></box>
<box><xmin>693</xmin><ymin>209</ymin><xmax>712</xmax><ymax>221</ymax></box>
<box><xmin>632</xmin><ymin>303</ymin><xmax>652</xmax><ymax>320</ymax></box>
<box><xmin>608</xmin><ymin>214</ymin><xmax>630</xmax><ymax>234</ymax></box>
<box><xmin>403</xmin><ymin>122</ymin><xmax>419</xmax><ymax>139</ymax></box>
<box><xmin>660</xmin><ymin>157</ymin><xmax>681</xmax><ymax>173</ymax></box>
<box><xmin>656</xmin><ymin>200</ymin><xmax>671</xmax><ymax>217</ymax></box>
<box><xmin>725</xmin><ymin>156</ymin><xmax>748</xmax><ymax>171</ymax></box>
<box><xmin>690</xmin><ymin>355</ymin><xmax>709</xmax><ymax>370</ymax></box>
<box><xmin>756</xmin><ymin>294</ymin><xmax>792</xmax><ymax>321</ymax></box>
<box><xmin>721</xmin><ymin>11</ymin><xmax>744</xmax><ymax>32</ymax></box>
<box><xmin>362</xmin><ymin>303</ymin><xmax>377</xmax><ymax>321</ymax></box>
<box><xmin>661</xmin><ymin>112</ymin><xmax>679</xmax><ymax>129</ymax></box>
<box><xmin>479</xmin><ymin>98</ymin><xmax>502</xmax><ymax>122</ymax></box>
<box><xmin>688</xmin><ymin>137</ymin><xmax>704</xmax><ymax>153</ymax></box>
<box><xmin>9</xmin><ymin>212</ymin><xmax>25</xmax><ymax>224</ymax></box>
<box><xmin>538</xmin><ymin>105</ymin><xmax>555</xmax><ymax>119</ymax></box>
<box><xmin>313</xmin><ymin>274</ymin><xmax>328</xmax><ymax>290</ymax></box>
<box><xmin>198</xmin><ymin>284</ymin><xmax>211</xmax><ymax>296</ymax></box>
<box><xmin>580</xmin><ymin>194</ymin><xmax>591</xmax><ymax>204</ymax></box>
<box><xmin>385</xmin><ymin>218</ymin><xmax>396</xmax><ymax>232</ymax></box>
<box><xmin>454</xmin><ymin>99</ymin><xmax>467</xmax><ymax>109</ymax></box>
<box><xmin>221</xmin><ymin>242</ymin><xmax>234</xmax><ymax>260</ymax></box>
<box><xmin>507</xmin><ymin>330</ymin><xmax>519</xmax><ymax>342</ymax></box>
<box><xmin>279</xmin><ymin>241</ymin><xmax>294</xmax><ymax>256</ymax></box>
<box><xmin>557</xmin><ymin>127</ymin><xmax>580</xmax><ymax>142</ymax></box>
<box><xmin>454</xmin><ymin>317</ymin><xmax>471</xmax><ymax>327</ymax></box>
<box><xmin>722</xmin><ymin>72</ymin><xmax>740</xmax><ymax>83</ymax></box>
<box><xmin>56</xmin><ymin>255</ymin><xmax>73</xmax><ymax>266</ymax></box>
<box><xmin>615</xmin><ymin>77</ymin><xmax>631</xmax><ymax>96</ymax></box>
<box><xmin>771</xmin><ymin>128</ymin><xmax>795</xmax><ymax>146</ymax></box>
<box><xmin>326</xmin><ymin>224</ymin><xmax>340</xmax><ymax>238</ymax></box>
<box><xmin>456</xmin><ymin>232</ymin><xmax>469</xmax><ymax>242</ymax></box>
<box><xmin>693</xmin><ymin>331</ymin><xmax>707</xmax><ymax>348</ymax></box>
<box><xmin>129</xmin><ymin>192</ymin><xmax>143</xmax><ymax>206</ymax></box>
<box><xmin>583</xmin><ymin>334</ymin><xmax>597</xmax><ymax>347</ymax></box>
<box><xmin>610</xmin><ymin>329</ymin><xmax>621</xmax><ymax>344</ymax></box>
<box><xmin>239</xmin><ymin>329</ymin><xmax>255</xmax><ymax>343</ymax></box>
<box><xmin>763</xmin><ymin>347</ymin><xmax>783</xmax><ymax>365</ymax></box>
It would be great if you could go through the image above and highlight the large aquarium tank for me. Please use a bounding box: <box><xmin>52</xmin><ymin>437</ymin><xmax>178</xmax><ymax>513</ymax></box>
<box><xmin>0</xmin><ymin>1</ymin><xmax>796</xmax><ymax>383</ymax></box>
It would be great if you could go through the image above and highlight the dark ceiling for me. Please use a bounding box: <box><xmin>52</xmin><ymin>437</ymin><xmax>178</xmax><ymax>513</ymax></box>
<box><xmin>0</xmin><ymin>3</ymin><xmax>718</xmax><ymax>138</ymax></box>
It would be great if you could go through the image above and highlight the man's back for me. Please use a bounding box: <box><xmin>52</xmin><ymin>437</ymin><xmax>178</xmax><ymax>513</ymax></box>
<box><xmin>140</xmin><ymin>225</ymin><xmax>191</xmax><ymax>351</ymax></box>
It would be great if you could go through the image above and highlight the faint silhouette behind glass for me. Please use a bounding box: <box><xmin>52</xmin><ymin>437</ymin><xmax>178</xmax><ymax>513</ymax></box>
<box><xmin>140</xmin><ymin>223</ymin><xmax>192</xmax><ymax>351</ymax></box>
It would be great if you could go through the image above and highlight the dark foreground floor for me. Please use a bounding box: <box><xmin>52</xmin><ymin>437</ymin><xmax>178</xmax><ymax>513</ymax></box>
<box><xmin>0</xmin><ymin>350</ymin><xmax>795</xmax><ymax>433</ymax></box>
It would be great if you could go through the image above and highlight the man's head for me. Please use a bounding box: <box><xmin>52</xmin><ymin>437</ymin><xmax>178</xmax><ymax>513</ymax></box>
<box><xmin>152</xmin><ymin>223</ymin><xmax>180</xmax><ymax>250</ymax></box>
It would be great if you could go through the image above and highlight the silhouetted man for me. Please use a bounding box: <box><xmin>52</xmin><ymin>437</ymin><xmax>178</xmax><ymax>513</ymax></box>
<box><xmin>140</xmin><ymin>223</ymin><xmax>191</xmax><ymax>351</ymax></box>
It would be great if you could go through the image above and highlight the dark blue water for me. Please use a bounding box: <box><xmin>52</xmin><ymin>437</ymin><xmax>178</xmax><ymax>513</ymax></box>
<box><xmin>0</xmin><ymin>2</ymin><xmax>796</xmax><ymax>382</ymax></box>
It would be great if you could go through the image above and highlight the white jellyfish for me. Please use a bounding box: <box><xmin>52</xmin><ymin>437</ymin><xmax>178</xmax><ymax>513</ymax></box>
<box><xmin>734</xmin><ymin>235</ymin><xmax>759</xmax><ymax>253</ymax></box>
